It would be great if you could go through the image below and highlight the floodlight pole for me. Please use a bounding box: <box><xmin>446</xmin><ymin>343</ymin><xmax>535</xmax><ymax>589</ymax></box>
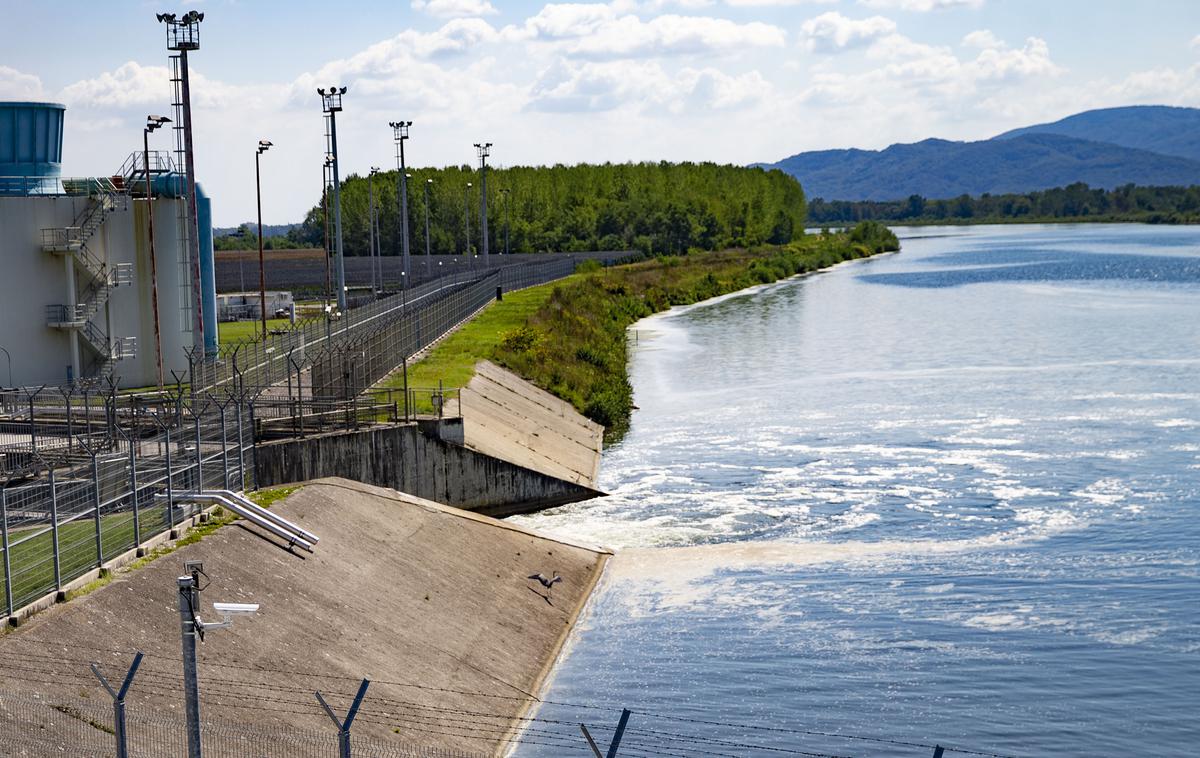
<box><xmin>424</xmin><ymin>178</ymin><xmax>433</xmax><ymax>277</ymax></box>
<box><xmin>319</xmin><ymin>87</ymin><xmax>349</xmax><ymax>312</ymax></box>
<box><xmin>255</xmin><ymin>140</ymin><xmax>272</xmax><ymax>339</ymax></box>
<box><xmin>390</xmin><ymin>121</ymin><xmax>412</xmax><ymax>289</ymax></box>
<box><xmin>474</xmin><ymin>142</ymin><xmax>492</xmax><ymax>262</ymax></box>
<box><xmin>158</xmin><ymin>11</ymin><xmax>206</xmax><ymax>347</ymax></box>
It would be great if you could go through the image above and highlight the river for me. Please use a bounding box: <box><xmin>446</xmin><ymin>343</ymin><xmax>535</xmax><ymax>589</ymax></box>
<box><xmin>510</xmin><ymin>224</ymin><xmax>1200</xmax><ymax>758</ymax></box>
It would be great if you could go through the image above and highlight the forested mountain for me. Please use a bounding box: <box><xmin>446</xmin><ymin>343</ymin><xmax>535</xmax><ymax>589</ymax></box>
<box><xmin>994</xmin><ymin>106</ymin><xmax>1200</xmax><ymax>162</ymax></box>
<box><xmin>763</xmin><ymin>133</ymin><xmax>1200</xmax><ymax>202</ymax></box>
<box><xmin>291</xmin><ymin>162</ymin><xmax>806</xmax><ymax>257</ymax></box>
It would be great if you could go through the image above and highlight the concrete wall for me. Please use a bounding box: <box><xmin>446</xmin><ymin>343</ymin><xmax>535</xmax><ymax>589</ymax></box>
<box><xmin>461</xmin><ymin>360</ymin><xmax>604</xmax><ymax>488</ymax></box>
<box><xmin>0</xmin><ymin>194</ymin><xmax>194</xmax><ymax>387</ymax></box>
<box><xmin>254</xmin><ymin>422</ymin><xmax>604</xmax><ymax>518</ymax></box>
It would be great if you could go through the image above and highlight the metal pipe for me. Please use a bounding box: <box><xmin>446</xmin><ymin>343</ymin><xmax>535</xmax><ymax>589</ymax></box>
<box><xmin>330</xmin><ymin>111</ymin><xmax>347</xmax><ymax>313</ymax></box>
<box><xmin>144</xmin><ymin>129</ymin><xmax>165</xmax><ymax>389</ymax></box>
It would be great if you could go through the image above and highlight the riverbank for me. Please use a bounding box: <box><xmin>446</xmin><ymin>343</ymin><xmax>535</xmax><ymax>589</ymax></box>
<box><xmin>399</xmin><ymin>222</ymin><xmax>898</xmax><ymax>443</ymax></box>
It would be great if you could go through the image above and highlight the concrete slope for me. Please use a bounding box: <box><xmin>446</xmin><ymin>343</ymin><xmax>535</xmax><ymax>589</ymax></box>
<box><xmin>0</xmin><ymin>478</ymin><xmax>610</xmax><ymax>756</ymax></box>
<box><xmin>461</xmin><ymin>360</ymin><xmax>604</xmax><ymax>488</ymax></box>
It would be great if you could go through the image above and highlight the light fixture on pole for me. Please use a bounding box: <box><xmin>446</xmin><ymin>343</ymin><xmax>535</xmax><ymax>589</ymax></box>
<box><xmin>368</xmin><ymin>167</ymin><xmax>381</xmax><ymax>297</ymax></box>
<box><xmin>157</xmin><ymin>10</ymin><xmax>207</xmax><ymax>350</ymax></box>
<box><xmin>144</xmin><ymin>114</ymin><xmax>171</xmax><ymax>389</ymax></box>
<box><xmin>473</xmin><ymin>142</ymin><xmax>492</xmax><ymax>261</ymax></box>
<box><xmin>389</xmin><ymin>121</ymin><xmax>413</xmax><ymax>289</ymax></box>
<box><xmin>255</xmin><ymin>140</ymin><xmax>273</xmax><ymax>339</ymax></box>
<box><xmin>499</xmin><ymin>187</ymin><xmax>511</xmax><ymax>256</ymax></box>
<box><xmin>318</xmin><ymin>85</ymin><xmax>349</xmax><ymax>312</ymax></box>
<box><xmin>423</xmin><ymin>177</ymin><xmax>433</xmax><ymax>278</ymax></box>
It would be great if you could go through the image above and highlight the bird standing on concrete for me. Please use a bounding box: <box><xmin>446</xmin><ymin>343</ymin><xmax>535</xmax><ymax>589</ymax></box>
<box><xmin>528</xmin><ymin>573</ymin><xmax>562</xmax><ymax>598</ymax></box>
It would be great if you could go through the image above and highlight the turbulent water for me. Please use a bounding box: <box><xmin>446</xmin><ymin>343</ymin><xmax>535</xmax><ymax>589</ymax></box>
<box><xmin>511</xmin><ymin>224</ymin><xmax>1200</xmax><ymax>758</ymax></box>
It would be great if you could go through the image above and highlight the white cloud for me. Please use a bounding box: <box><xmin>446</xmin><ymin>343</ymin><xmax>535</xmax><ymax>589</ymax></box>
<box><xmin>519</xmin><ymin>5</ymin><xmax>785</xmax><ymax>58</ymax></box>
<box><xmin>59</xmin><ymin>62</ymin><xmax>252</xmax><ymax>110</ymax></box>
<box><xmin>411</xmin><ymin>0</ymin><xmax>498</xmax><ymax>18</ymax></box>
<box><xmin>1191</xmin><ymin>34</ymin><xmax>1200</xmax><ymax>50</ymax></box>
<box><xmin>726</xmin><ymin>0</ymin><xmax>837</xmax><ymax>6</ymax></box>
<box><xmin>801</xmin><ymin>12</ymin><xmax>896</xmax><ymax>53</ymax></box>
<box><xmin>962</xmin><ymin>29</ymin><xmax>1002</xmax><ymax>49</ymax></box>
<box><xmin>527</xmin><ymin>59</ymin><xmax>773</xmax><ymax>113</ymax></box>
<box><xmin>0</xmin><ymin>66</ymin><xmax>45</xmax><ymax>99</ymax></box>
<box><xmin>860</xmin><ymin>0</ymin><xmax>984</xmax><ymax>11</ymax></box>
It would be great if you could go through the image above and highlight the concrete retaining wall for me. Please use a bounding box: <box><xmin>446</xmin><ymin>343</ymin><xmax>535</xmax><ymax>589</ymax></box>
<box><xmin>254</xmin><ymin>422</ymin><xmax>603</xmax><ymax>518</ymax></box>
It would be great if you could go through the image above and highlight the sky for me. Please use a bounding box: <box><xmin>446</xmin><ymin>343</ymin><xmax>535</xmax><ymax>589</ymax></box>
<box><xmin>3</xmin><ymin>0</ymin><xmax>1199</xmax><ymax>226</ymax></box>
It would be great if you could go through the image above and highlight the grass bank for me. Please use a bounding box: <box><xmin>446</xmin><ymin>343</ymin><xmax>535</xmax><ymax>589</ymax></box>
<box><xmin>398</xmin><ymin>222</ymin><xmax>898</xmax><ymax>442</ymax></box>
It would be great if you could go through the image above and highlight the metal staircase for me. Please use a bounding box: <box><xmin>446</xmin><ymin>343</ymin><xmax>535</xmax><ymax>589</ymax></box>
<box><xmin>42</xmin><ymin>177</ymin><xmax>137</xmax><ymax>378</ymax></box>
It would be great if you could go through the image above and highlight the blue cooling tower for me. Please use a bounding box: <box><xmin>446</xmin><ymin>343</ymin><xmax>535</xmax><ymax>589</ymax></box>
<box><xmin>0</xmin><ymin>102</ymin><xmax>66</xmax><ymax>195</ymax></box>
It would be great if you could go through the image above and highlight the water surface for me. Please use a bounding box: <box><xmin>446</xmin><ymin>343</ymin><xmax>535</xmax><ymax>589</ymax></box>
<box><xmin>513</xmin><ymin>224</ymin><xmax>1200</xmax><ymax>758</ymax></box>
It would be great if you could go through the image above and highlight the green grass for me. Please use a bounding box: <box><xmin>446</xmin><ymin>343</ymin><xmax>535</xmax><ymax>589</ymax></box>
<box><xmin>218</xmin><ymin>318</ymin><xmax>293</xmax><ymax>346</ymax></box>
<box><xmin>379</xmin><ymin>279</ymin><xmax>573</xmax><ymax>412</ymax></box>
<box><xmin>1</xmin><ymin>486</ymin><xmax>303</xmax><ymax>616</ymax></box>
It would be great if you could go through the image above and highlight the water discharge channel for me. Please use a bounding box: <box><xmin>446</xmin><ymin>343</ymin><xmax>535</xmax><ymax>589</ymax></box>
<box><xmin>511</xmin><ymin>224</ymin><xmax>1200</xmax><ymax>757</ymax></box>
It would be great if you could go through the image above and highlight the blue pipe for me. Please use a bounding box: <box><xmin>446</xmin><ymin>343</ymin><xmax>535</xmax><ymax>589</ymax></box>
<box><xmin>151</xmin><ymin>173</ymin><xmax>218</xmax><ymax>355</ymax></box>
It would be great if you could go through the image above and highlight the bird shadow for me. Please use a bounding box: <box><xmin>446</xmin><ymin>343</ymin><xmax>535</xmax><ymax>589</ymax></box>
<box><xmin>527</xmin><ymin>586</ymin><xmax>554</xmax><ymax>607</ymax></box>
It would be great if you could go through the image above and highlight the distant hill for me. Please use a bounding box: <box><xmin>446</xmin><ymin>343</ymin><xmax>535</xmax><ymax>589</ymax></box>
<box><xmin>994</xmin><ymin>105</ymin><xmax>1200</xmax><ymax>162</ymax></box>
<box><xmin>764</xmin><ymin>132</ymin><xmax>1200</xmax><ymax>201</ymax></box>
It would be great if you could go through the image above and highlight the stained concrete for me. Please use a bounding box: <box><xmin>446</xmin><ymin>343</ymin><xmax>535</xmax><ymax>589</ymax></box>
<box><xmin>254</xmin><ymin>422</ymin><xmax>603</xmax><ymax>518</ymax></box>
<box><xmin>0</xmin><ymin>478</ymin><xmax>610</xmax><ymax>755</ymax></box>
<box><xmin>461</xmin><ymin>361</ymin><xmax>604</xmax><ymax>488</ymax></box>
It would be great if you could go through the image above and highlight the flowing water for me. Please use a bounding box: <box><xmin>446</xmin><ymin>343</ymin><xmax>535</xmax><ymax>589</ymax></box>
<box><xmin>511</xmin><ymin>224</ymin><xmax>1200</xmax><ymax>758</ymax></box>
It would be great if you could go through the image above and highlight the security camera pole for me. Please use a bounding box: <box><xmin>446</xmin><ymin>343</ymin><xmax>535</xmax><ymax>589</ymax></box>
<box><xmin>318</xmin><ymin>86</ymin><xmax>349</xmax><ymax>312</ymax></box>
<box><xmin>177</xmin><ymin>561</ymin><xmax>260</xmax><ymax>758</ymax></box>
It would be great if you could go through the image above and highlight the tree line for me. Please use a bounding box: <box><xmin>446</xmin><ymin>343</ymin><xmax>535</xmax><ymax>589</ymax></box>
<box><xmin>276</xmin><ymin>162</ymin><xmax>806</xmax><ymax>257</ymax></box>
<box><xmin>808</xmin><ymin>183</ymin><xmax>1200</xmax><ymax>225</ymax></box>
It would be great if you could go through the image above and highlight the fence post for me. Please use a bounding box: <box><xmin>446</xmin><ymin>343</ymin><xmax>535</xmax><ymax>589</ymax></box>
<box><xmin>316</xmin><ymin>678</ymin><xmax>370</xmax><ymax>758</ymax></box>
<box><xmin>580</xmin><ymin>709</ymin><xmax>631</xmax><ymax>758</ymax></box>
<box><xmin>164</xmin><ymin>424</ymin><xmax>177</xmax><ymax>537</ymax></box>
<box><xmin>933</xmin><ymin>747</ymin><xmax>945</xmax><ymax>758</ymax></box>
<box><xmin>92</xmin><ymin>451</ymin><xmax>103</xmax><ymax>567</ymax></box>
<box><xmin>48</xmin><ymin>467</ymin><xmax>62</xmax><ymax>593</ymax></box>
<box><xmin>128</xmin><ymin>403</ymin><xmax>141</xmax><ymax>548</ymax></box>
<box><xmin>90</xmin><ymin>651</ymin><xmax>143</xmax><ymax>758</ymax></box>
<box><xmin>249</xmin><ymin>402</ymin><xmax>259</xmax><ymax>491</ymax></box>
<box><xmin>235</xmin><ymin>398</ymin><xmax>247</xmax><ymax>492</ymax></box>
<box><xmin>1</xmin><ymin>489</ymin><xmax>12</xmax><ymax>618</ymax></box>
<box><xmin>193</xmin><ymin>410</ymin><xmax>203</xmax><ymax>492</ymax></box>
<box><xmin>218</xmin><ymin>402</ymin><xmax>230</xmax><ymax>491</ymax></box>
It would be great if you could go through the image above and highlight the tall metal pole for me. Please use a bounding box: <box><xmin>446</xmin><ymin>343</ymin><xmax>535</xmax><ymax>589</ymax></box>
<box><xmin>400</xmin><ymin>140</ymin><xmax>410</xmax><ymax>285</ymax></box>
<box><xmin>368</xmin><ymin>169</ymin><xmax>377</xmax><ymax>295</ymax></box>
<box><xmin>502</xmin><ymin>188</ymin><xmax>510</xmax><ymax>256</ymax></box>
<box><xmin>178</xmin><ymin>573</ymin><xmax>203</xmax><ymax>758</ymax></box>
<box><xmin>179</xmin><ymin>50</ymin><xmax>204</xmax><ymax>343</ymax></box>
<box><xmin>424</xmin><ymin>178</ymin><xmax>432</xmax><ymax>277</ymax></box>
<box><xmin>144</xmin><ymin>122</ymin><xmax>166</xmax><ymax>389</ymax></box>
<box><xmin>329</xmin><ymin>111</ymin><xmax>347</xmax><ymax>312</ymax></box>
<box><xmin>463</xmin><ymin>182</ymin><xmax>472</xmax><ymax>256</ymax></box>
<box><xmin>322</xmin><ymin>158</ymin><xmax>332</xmax><ymax>314</ymax></box>
<box><xmin>475</xmin><ymin>142</ymin><xmax>492</xmax><ymax>262</ymax></box>
<box><xmin>255</xmin><ymin>141</ymin><xmax>272</xmax><ymax>340</ymax></box>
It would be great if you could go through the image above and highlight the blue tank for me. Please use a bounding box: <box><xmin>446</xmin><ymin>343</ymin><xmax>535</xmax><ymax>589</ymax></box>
<box><xmin>0</xmin><ymin>101</ymin><xmax>65</xmax><ymax>195</ymax></box>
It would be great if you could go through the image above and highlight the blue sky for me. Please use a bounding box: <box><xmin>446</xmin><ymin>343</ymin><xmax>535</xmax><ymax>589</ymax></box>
<box><xmin>3</xmin><ymin>0</ymin><xmax>1199</xmax><ymax>225</ymax></box>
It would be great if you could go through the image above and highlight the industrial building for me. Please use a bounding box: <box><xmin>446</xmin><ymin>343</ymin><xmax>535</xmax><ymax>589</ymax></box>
<box><xmin>0</xmin><ymin>101</ymin><xmax>218</xmax><ymax>388</ymax></box>
<box><xmin>217</xmin><ymin>291</ymin><xmax>295</xmax><ymax>322</ymax></box>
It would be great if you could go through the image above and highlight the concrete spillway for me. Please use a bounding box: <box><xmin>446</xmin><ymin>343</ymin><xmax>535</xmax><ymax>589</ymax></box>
<box><xmin>0</xmin><ymin>478</ymin><xmax>610</xmax><ymax>754</ymax></box>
